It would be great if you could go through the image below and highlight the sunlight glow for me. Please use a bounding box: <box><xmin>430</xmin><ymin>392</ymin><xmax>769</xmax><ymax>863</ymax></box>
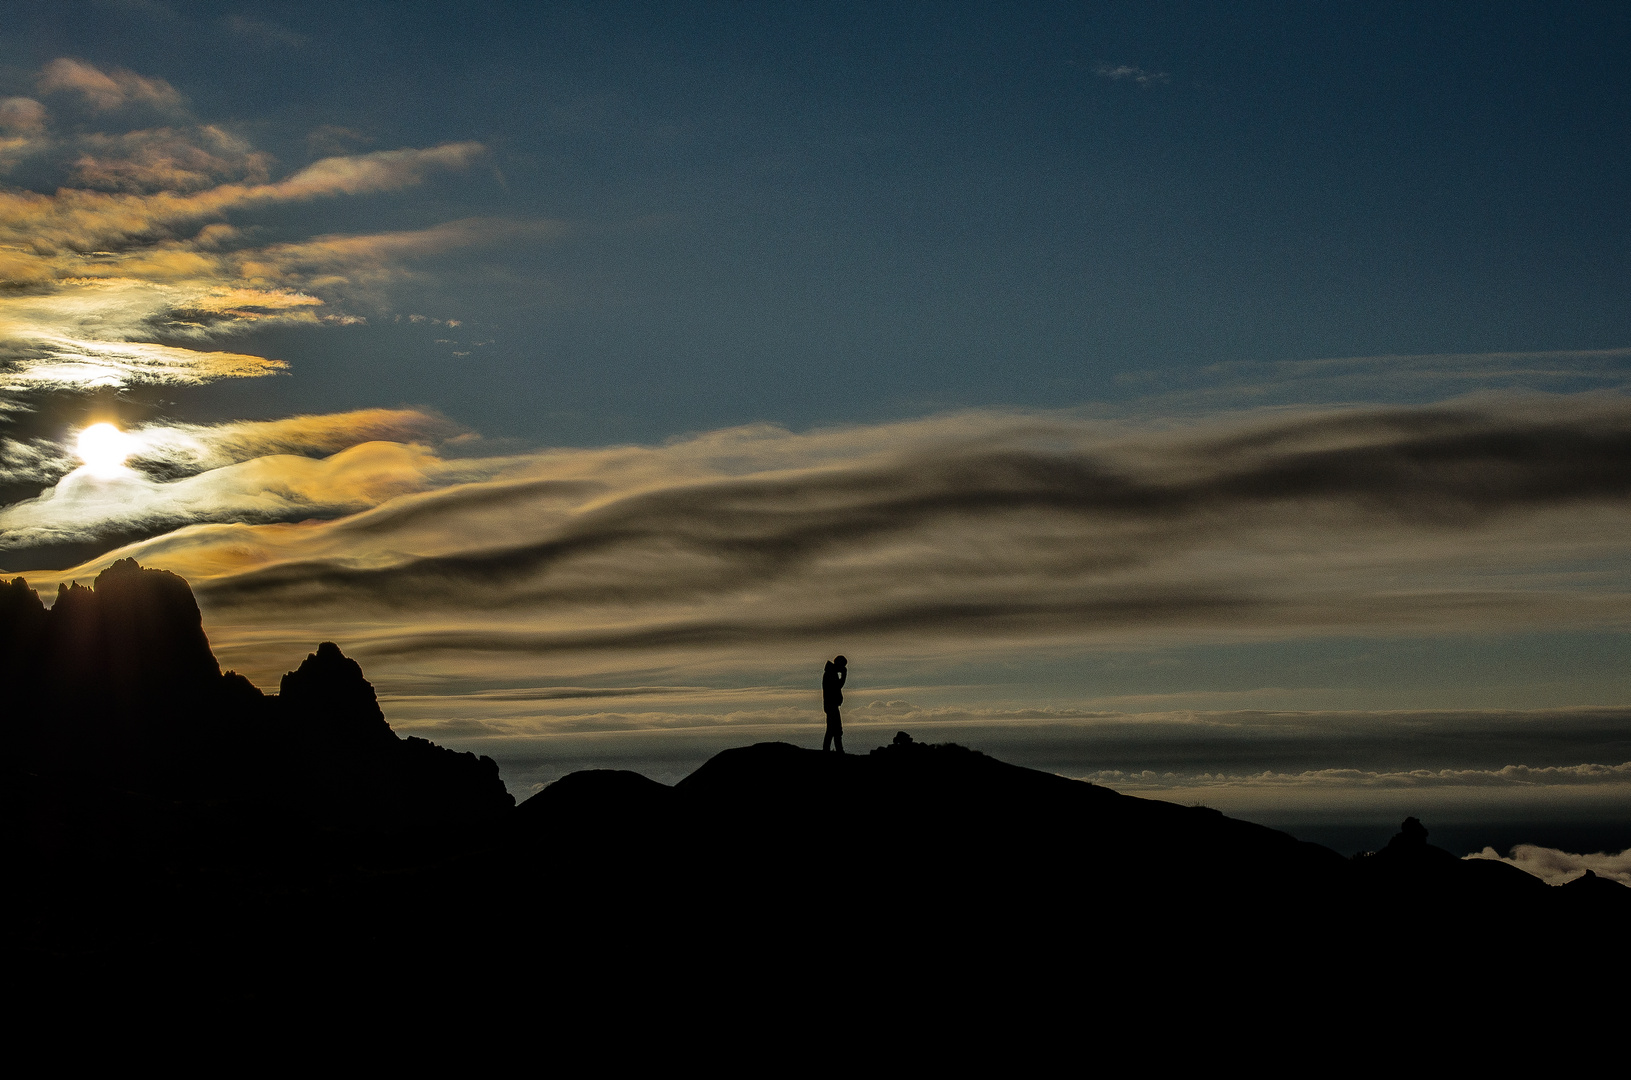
<box><xmin>76</xmin><ymin>422</ymin><xmax>136</xmax><ymax>477</ymax></box>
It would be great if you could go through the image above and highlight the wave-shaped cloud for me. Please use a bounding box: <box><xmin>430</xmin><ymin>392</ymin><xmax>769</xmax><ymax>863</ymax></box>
<box><xmin>0</xmin><ymin>405</ymin><xmax>464</xmax><ymax>496</ymax></box>
<box><xmin>13</xmin><ymin>393</ymin><xmax>1631</xmax><ymax>680</ymax></box>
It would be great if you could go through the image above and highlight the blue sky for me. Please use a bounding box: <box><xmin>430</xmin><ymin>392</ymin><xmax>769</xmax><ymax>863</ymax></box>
<box><xmin>8</xmin><ymin>2</ymin><xmax>1631</xmax><ymax>440</ymax></box>
<box><xmin>2</xmin><ymin>2</ymin><xmax>1628</xmax><ymax>838</ymax></box>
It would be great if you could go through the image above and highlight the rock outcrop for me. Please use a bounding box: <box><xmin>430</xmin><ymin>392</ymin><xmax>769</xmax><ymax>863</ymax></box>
<box><xmin>3</xmin><ymin>559</ymin><xmax>512</xmax><ymax>826</ymax></box>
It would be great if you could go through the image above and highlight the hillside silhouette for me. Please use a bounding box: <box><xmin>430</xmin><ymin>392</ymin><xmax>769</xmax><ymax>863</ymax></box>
<box><xmin>4</xmin><ymin>562</ymin><xmax>1624</xmax><ymax>992</ymax></box>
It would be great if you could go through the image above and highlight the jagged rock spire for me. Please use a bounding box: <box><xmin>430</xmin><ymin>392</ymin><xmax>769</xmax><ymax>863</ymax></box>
<box><xmin>279</xmin><ymin>641</ymin><xmax>398</xmax><ymax>750</ymax></box>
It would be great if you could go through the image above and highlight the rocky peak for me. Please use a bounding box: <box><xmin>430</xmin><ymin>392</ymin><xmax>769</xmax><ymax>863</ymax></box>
<box><xmin>279</xmin><ymin>641</ymin><xmax>397</xmax><ymax>750</ymax></box>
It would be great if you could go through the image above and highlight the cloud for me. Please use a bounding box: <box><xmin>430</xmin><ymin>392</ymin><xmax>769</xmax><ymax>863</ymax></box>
<box><xmin>305</xmin><ymin>125</ymin><xmax>373</xmax><ymax>159</ymax></box>
<box><xmin>65</xmin><ymin>125</ymin><xmax>272</xmax><ymax>193</ymax></box>
<box><xmin>1464</xmin><ymin>844</ymin><xmax>1631</xmax><ymax>887</ymax></box>
<box><xmin>1119</xmin><ymin>349</ymin><xmax>1631</xmax><ymax>412</ymax></box>
<box><xmin>1095</xmin><ymin>64</ymin><xmax>1169</xmax><ymax>85</ymax></box>
<box><xmin>222</xmin><ymin>14</ymin><xmax>306</xmax><ymax>48</ymax></box>
<box><xmin>1085</xmin><ymin>761</ymin><xmax>1631</xmax><ymax>790</ymax></box>
<box><xmin>373</xmin><ymin>689</ymin><xmax>1631</xmax><ymax>757</ymax></box>
<box><xmin>129</xmin><ymin>408</ymin><xmax>465</xmax><ymax>473</ymax></box>
<box><xmin>0</xmin><ymin>141</ymin><xmax>486</xmax><ymax>254</ymax></box>
<box><xmin>0</xmin><ymin>439</ymin><xmax>505</xmax><ymax>549</ymax></box>
<box><xmin>0</xmin><ymin>61</ymin><xmax>500</xmax><ymax>397</ymax></box>
<box><xmin>0</xmin><ymin>406</ymin><xmax>461</xmax><ymax>489</ymax></box>
<box><xmin>237</xmin><ymin>218</ymin><xmax>555</xmax><ymax>298</ymax></box>
<box><xmin>38</xmin><ymin>59</ymin><xmax>183</xmax><ymax>113</ymax></box>
<box><xmin>0</xmin><ymin>98</ymin><xmax>47</xmax><ymax>135</ymax></box>
<box><xmin>13</xmin><ymin>394</ymin><xmax>1631</xmax><ymax>680</ymax></box>
<box><xmin>0</xmin><ymin>407</ymin><xmax>478</xmax><ymax>544</ymax></box>
<box><xmin>3</xmin><ymin>338</ymin><xmax>283</xmax><ymax>390</ymax></box>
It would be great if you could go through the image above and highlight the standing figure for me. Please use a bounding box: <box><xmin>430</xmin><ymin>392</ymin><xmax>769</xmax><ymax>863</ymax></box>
<box><xmin>822</xmin><ymin>655</ymin><xmax>848</xmax><ymax>753</ymax></box>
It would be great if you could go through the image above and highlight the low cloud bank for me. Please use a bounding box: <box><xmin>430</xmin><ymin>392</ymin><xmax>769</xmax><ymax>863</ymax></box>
<box><xmin>1083</xmin><ymin>762</ymin><xmax>1631</xmax><ymax>790</ymax></box>
<box><xmin>1464</xmin><ymin>844</ymin><xmax>1631</xmax><ymax>887</ymax></box>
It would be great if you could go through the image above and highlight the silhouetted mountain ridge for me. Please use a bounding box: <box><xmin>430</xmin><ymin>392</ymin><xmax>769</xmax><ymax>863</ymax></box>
<box><xmin>4</xmin><ymin>558</ymin><xmax>511</xmax><ymax>825</ymax></box>
<box><xmin>3</xmin><ymin>562</ymin><xmax>1623</xmax><ymax>987</ymax></box>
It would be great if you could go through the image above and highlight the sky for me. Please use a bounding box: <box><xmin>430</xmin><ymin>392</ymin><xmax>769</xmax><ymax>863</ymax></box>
<box><xmin>2</xmin><ymin>1</ymin><xmax>1629</xmax><ymax>854</ymax></box>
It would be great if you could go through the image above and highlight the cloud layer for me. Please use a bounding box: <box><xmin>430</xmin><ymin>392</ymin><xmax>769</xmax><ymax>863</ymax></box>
<box><xmin>376</xmin><ymin>691</ymin><xmax>1631</xmax><ymax>816</ymax></box>
<box><xmin>1085</xmin><ymin>762</ymin><xmax>1631</xmax><ymax>792</ymax></box>
<box><xmin>11</xmin><ymin>393</ymin><xmax>1631</xmax><ymax>687</ymax></box>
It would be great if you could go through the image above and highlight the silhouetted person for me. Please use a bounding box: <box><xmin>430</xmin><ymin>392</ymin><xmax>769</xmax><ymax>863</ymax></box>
<box><xmin>822</xmin><ymin>655</ymin><xmax>847</xmax><ymax>753</ymax></box>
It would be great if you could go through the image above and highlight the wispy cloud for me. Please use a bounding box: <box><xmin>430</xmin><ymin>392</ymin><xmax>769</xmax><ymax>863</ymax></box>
<box><xmin>1119</xmin><ymin>349</ymin><xmax>1631</xmax><ymax>412</ymax></box>
<box><xmin>1086</xmin><ymin>761</ymin><xmax>1631</xmax><ymax>790</ymax></box>
<box><xmin>0</xmin><ymin>59</ymin><xmax>498</xmax><ymax>398</ymax></box>
<box><xmin>1095</xmin><ymin>63</ymin><xmax>1169</xmax><ymax>86</ymax></box>
<box><xmin>221</xmin><ymin>14</ymin><xmax>307</xmax><ymax>48</ymax></box>
<box><xmin>37</xmin><ymin>58</ymin><xmax>184</xmax><ymax>113</ymax></box>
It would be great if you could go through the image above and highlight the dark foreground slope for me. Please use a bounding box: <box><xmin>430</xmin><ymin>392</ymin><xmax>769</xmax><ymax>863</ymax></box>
<box><xmin>509</xmin><ymin>737</ymin><xmax>1620</xmax><ymax>963</ymax></box>
<box><xmin>4</xmin><ymin>562</ymin><xmax>1624</xmax><ymax>1002</ymax></box>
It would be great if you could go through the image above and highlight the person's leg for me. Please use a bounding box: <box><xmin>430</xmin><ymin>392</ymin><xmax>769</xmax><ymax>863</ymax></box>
<box><xmin>823</xmin><ymin>730</ymin><xmax>833</xmax><ymax>751</ymax></box>
<box><xmin>833</xmin><ymin>710</ymin><xmax>843</xmax><ymax>754</ymax></box>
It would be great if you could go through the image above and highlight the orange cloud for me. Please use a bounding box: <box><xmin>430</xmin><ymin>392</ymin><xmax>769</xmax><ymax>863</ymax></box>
<box><xmin>37</xmin><ymin>58</ymin><xmax>183</xmax><ymax>112</ymax></box>
<box><xmin>68</xmin><ymin>125</ymin><xmax>272</xmax><ymax>193</ymax></box>
<box><xmin>0</xmin><ymin>142</ymin><xmax>486</xmax><ymax>254</ymax></box>
<box><xmin>0</xmin><ymin>97</ymin><xmax>46</xmax><ymax>135</ymax></box>
<box><xmin>0</xmin><ymin>438</ymin><xmax>491</xmax><ymax>550</ymax></box>
<box><xmin>0</xmin><ymin>62</ymin><xmax>502</xmax><ymax>396</ymax></box>
<box><xmin>130</xmin><ymin>408</ymin><xmax>464</xmax><ymax>471</ymax></box>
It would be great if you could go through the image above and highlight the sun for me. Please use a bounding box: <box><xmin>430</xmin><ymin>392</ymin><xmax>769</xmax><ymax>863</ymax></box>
<box><xmin>76</xmin><ymin>422</ymin><xmax>136</xmax><ymax>476</ymax></box>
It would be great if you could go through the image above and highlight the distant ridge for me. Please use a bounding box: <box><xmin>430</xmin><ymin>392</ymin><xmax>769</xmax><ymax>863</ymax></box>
<box><xmin>513</xmin><ymin>734</ymin><xmax>1614</xmax><ymax>942</ymax></box>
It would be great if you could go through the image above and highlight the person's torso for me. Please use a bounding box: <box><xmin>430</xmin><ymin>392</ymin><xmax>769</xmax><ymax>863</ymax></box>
<box><xmin>822</xmin><ymin>668</ymin><xmax>844</xmax><ymax>705</ymax></box>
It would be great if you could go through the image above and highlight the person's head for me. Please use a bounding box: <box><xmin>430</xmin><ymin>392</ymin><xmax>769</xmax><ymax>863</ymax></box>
<box><xmin>834</xmin><ymin>655</ymin><xmax>847</xmax><ymax>668</ymax></box>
